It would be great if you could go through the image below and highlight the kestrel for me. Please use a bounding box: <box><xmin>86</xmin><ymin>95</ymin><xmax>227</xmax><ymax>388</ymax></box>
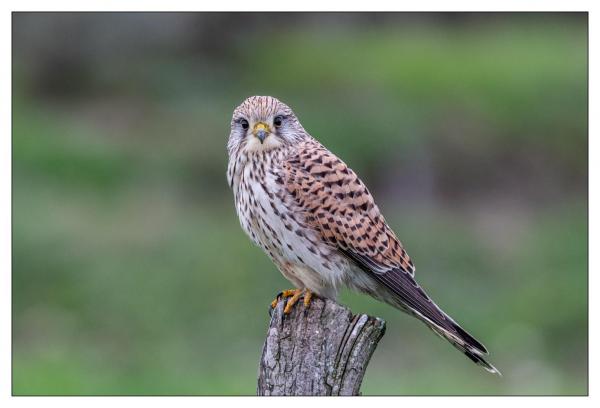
<box><xmin>227</xmin><ymin>95</ymin><xmax>499</xmax><ymax>374</ymax></box>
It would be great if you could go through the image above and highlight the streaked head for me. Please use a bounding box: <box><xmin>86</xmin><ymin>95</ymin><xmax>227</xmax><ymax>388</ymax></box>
<box><xmin>228</xmin><ymin>96</ymin><xmax>307</xmax><ymax>155</ymax></box>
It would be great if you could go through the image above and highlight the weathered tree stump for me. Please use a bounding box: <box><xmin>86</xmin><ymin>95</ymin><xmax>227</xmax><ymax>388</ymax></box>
<box><xmin>257</xmin><ymin>296</ymin><xmax>386</xmax><ymax>396</ymax></box>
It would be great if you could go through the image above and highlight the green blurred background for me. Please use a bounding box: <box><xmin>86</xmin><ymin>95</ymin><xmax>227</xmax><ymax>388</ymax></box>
<box><xmin>12</xmin><ymin>12</ymin><xmax>587</xmax><ymax>395</ymax></box>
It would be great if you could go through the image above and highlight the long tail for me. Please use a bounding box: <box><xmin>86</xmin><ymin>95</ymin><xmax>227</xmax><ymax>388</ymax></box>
<box><xmin>344</xmin><ymin>250</ymin><xmax>500</xmax><ymax>374</ymax></box>
<box><xmin>420</xmin><ymin>309</ymin><xmax>501</xmax><ymax>375</ymax></box>
<box><xmin>373</xmin><ymin>268</ymin><xmax>501</xmax><ymax>375</ymax></box>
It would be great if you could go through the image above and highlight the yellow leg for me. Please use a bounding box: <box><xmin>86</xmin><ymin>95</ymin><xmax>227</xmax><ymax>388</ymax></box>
<box><xmin>303</xmin><ymin>289</ymin><xmax>313</xmax><ymax>307</ymax></box>
<box><xmin>271</xmin><ymin>289</ymin><xmax>316</xmax><ymax>313</ymax></box>
<box><xmin>270</xmin><ymin>289</ymin><xmax>300</xmax><ymax>309</ymax></box>
<box><xmin>284</xmin><ymin>290</ymin><xmax>303</xmax><ymax>314</ymax></box>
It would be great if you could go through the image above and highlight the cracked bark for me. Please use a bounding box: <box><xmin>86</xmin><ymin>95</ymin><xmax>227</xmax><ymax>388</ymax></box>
<box><xmin>257</xmin><ymin>297</ymin><xmax>386</xmax><ymax>396</ymax></box>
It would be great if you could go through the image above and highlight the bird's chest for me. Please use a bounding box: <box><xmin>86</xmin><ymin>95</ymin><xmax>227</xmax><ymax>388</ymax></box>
<box><xmin>234</xmin><ymin>160</ymin><xmax>290</xmax><ymax>258</ymax></box>
<box><xmin>230</xmin><ymin>153</ymin><xmax>347</xmax><ymax>294</ymax></box>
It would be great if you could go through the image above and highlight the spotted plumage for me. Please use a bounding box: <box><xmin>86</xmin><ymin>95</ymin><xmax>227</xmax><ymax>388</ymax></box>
<box><xmin>227</xmin><ymin>95</ymin><xmax>499</xmax><ymax>374</ymax></box>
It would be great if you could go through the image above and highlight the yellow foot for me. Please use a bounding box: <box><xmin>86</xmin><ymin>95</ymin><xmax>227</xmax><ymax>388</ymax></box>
<box><xmin>270</xmin><ymin>289</ymin><xmax>314</xmax><ymax>313</ymax></box>
<box><xmin>303</xmin><ymin>289</ymin><xmax>313</xmax><ymax>307</ymax></box>
<box><xmin>270</xmin><ymin>289</ymin><xmax>298</xmax><ymax>309</ymax></box>
<box><xmin>284</xmin><ymin>290</ymin><xmax>304</xmax><ymax>314</ymax></box>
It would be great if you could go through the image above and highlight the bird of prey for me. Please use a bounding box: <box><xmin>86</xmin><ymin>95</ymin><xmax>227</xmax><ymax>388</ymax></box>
<box><xmin>227</xmin><ymin>95</ymin><xmax>499</xmax><ymax>374</ymax></box>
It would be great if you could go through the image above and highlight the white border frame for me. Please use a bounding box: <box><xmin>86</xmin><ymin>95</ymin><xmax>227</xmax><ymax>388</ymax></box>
<box><xmin>2</xmin><ymin>1</ymin><xmax>595</xmax><ymax>406</ymax></box>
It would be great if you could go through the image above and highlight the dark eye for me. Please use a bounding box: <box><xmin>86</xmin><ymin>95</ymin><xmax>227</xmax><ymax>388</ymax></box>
<box><xmin>273</xmin><ymin>116</ymin><xmax>284</xmax><ymax>127</ymax></box>
<box><xmin>239</xmin><ymin>119</ymin><xmax>249</xmax><ymax>130</ymax></box>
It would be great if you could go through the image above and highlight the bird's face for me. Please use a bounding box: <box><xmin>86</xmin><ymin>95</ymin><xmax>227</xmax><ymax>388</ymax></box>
<box><xmin>228</xmin><ymin>96</ymin><xmax>306</xmax><ymax>156</ymax></box>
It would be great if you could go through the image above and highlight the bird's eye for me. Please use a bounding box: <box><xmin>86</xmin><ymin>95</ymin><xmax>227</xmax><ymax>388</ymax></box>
<box><xmin>273</xmin><ymin>116</ymin><xmax>284</xmax><ymax>128</ymax></box>
<box><xmin>239</xmin><ymin>119</ymin><xmax>249</xmax><ymax>130</ymax></box>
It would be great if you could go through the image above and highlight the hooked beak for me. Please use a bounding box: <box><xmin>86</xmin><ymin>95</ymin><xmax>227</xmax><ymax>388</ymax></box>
<box><xmin>253</xmin><ymin>122</ymin><xmax>270</xmax><ymax>144</ymax></box>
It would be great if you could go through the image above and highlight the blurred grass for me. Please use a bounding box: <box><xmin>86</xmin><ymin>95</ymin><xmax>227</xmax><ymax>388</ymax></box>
<box><xmin>12</xmin><ymin>14</ymin><xmax>587</xmax><ymax>395</ymax></box>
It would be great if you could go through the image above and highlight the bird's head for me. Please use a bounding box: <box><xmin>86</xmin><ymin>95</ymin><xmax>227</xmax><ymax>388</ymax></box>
<box><xmin>228</xmin><ymin>96</ymin><xmax>307</xmax><ymax>155</ymax></box>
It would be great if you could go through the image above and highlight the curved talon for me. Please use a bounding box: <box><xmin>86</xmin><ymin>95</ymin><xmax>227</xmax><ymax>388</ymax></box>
<box><xmin>270</xmin><ymin>297</ymin><xmax>280</xmax><ymax>309</ymax></box>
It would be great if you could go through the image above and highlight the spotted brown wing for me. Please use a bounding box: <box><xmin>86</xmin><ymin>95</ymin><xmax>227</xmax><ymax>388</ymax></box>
<box><xmin>280</xmin><ymin>140</ymin><xmax>415</xmax><ymax>276</ymax></box>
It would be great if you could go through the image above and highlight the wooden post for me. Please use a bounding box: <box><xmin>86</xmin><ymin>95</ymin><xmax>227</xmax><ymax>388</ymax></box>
<box><xmin>257</xmin><ymin>296</ymin><xmax>386</xmax><ymax>396</ymax></box>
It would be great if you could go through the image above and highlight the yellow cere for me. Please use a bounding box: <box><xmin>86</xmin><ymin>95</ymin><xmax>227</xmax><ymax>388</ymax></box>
<box><xmin>253</xmin><ymin>122</ymin><xmax>270</xmax><ymax>133</ymax></box>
